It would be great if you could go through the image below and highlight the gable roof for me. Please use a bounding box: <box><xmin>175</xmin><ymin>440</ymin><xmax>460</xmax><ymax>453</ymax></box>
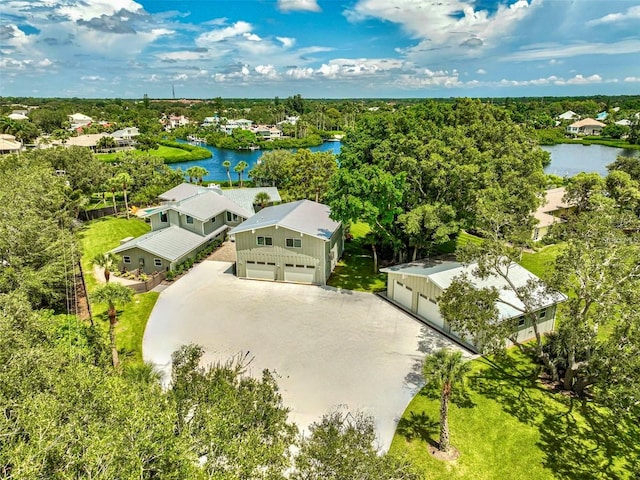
<box><xmin>228</xmin><ymin>200</ymin><xmax>340</xmax><ymax>240</ymax></box>
<box><xmin>569</xmin><ymin>118</ymin><xmax>606</xmax><ymax>128</ymax></box>
<box><xmin>557</xmin><ymin>110</ymin><xmax>578</xmax><ymax>120</ymax></box>
<box><xmin>171</xmin><ymin>189</ymin><xmax>251</xmax><ymax>221</ymax></box>
<box><xmin>158</xmin><ymin>183</ymin><xmax>203</xmax><ymax>202</ymax></box>
<box><xmin>111</xmin><ymin>225</ymin><xmax>227</xmax><ymax>262</ymax></box>
<box><xmin>381</xmin><ymin>258</ymin><xmax>566</xmax><ymax>320</ymax></box>
<box><xmin>218</xmin><ymin>187</ymin><xmax>281</xmax><ymax>215</ymax></box>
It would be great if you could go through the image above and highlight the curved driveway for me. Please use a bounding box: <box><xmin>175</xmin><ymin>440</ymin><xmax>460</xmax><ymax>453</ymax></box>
<box><xmin>143</xmin><ymin>261</ymin><xmax>466</xmax><ymax>450</ymax></box>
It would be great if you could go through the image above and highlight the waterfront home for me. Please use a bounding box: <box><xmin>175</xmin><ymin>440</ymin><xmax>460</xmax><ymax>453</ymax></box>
<box><xmin>566</xmin><ymin>118</ymin><xmax>606</xmax><ymax>136</ymax></box>
<box><xmin>0</xmin><ymin>134</ymin><xmax>23</xmax><ymax>155</ymax></box>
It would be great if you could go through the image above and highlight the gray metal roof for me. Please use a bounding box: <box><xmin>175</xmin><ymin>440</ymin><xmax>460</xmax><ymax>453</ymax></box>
<box><xmin>228</xmin><ymin>200</ymin><xmax>340</xmax><ymax>240</ymax></box>
<box><xmin>382</xmin><ymin>258</ymin><xmax>566</xmax><ymax>319</ymax></box>
<box><xmin>173</xmin><ymin>190</ymin><xmax>252</xmax><ymax>221</ymax></box>
<box><xmin>219</xmin><ymin>187</ymin><xmax>281</xmax><ymax>215</ymax></box>
<box><xmin>158</xmin><ymin>183</ymin><xmax>203</xmax><ymax>202</ymax></box>
<box><xmin>111</xmin><ymin>225</ymin><xmax>227</xmax><ymax>261</ymax></box>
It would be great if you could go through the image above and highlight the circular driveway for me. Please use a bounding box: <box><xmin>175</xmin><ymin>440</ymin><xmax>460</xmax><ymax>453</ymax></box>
<box><xmin>143</xmin><ymin>261</ymin><xmax>466</xmax><ymax>450</ymax></box>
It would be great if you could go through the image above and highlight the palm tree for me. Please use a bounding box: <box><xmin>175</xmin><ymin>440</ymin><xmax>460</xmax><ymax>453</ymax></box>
<box><xmin>185</xmin><ymin>166</ymin><xmax>208</xmax><ymax>185</ymax></box>
<box><xmin>254</xmin><ymin>191</ymin><xmax>271</xmax><ymax>210</ymax></box>
<box><xmin>92</xmin><ymin>283</ymin><xmax>133</xmax><ymax>368</ymax></box>
<box><xmin>115</xmin><ymin>172</ymin><xmax>132</xmax><ymax>219</ymax></box>
<box><xmin>423</xmin><ymin>349</ymin><xmax>470</xmax><ymax>453</ymax></box>
<box><xmin>92</xmin><ymin>252</ymin><xmax>120</xmax><ymax>283</ymax></box>
<box><xmin>222</xmin><ymin>160</ymin><xmax>232</xmax><ymax>187</ymax></box>
<box><xmin>185</xmin><ymin>166</ymin><xmax>197</xmax><ymax>184</ymax></box>
<box><xmin>234</xmin><ymin>161</ymin><xmax>248</xmax><ymax>188</ymax></box>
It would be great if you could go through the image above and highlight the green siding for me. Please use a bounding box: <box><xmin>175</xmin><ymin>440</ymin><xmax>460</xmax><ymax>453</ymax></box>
<box><xmin>117</xmin><ymin>247</ymin><xmax>170</xmax><ymax>275</ymax></box>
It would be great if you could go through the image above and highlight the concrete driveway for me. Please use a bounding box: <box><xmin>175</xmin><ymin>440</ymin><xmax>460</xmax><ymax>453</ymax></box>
<box><xmin>143</xmin><ymin>261</ymin><xmax>467</xmax><ymax>450</ymax></box>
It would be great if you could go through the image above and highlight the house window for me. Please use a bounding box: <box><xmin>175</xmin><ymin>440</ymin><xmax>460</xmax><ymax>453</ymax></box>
<box><xmin>257</xmin><ymin>236</ymin><xmax>273</xmax><ymax>246</ymax></box>
<box><xmin>123</xmin><ymin>255</ymin><xmax>131</xmax><ymax>264</ymax></box>
<box><xmin>539</xmin><ymin>309</ymin><xmax>546</xmax><ymax>319</ymax></box>
<box><xmin>186</xmin><ymin>215</ymin><xmax>194</xmax><ymax>224</ymax></box>
<box><xmin>286</xmin><ymin>238</ymin><xmax>302</xmax><ymax>248</ymax></box>
<box><xmin>154</xmin><ymin>258</ymin><xmax>162</xmax><ymax>267</ymax></box>
<box><xmin>159</xmin><ymin>212</ymin><xmax>168</xmax><ymax>223</ymax></box>
<box><xmin>517</xmin><ymin>316</ymin><xmax>526</xmax><ymax>327</ymax></box>
<box><xmin>226</xmin><ymin>211</ymin><xmax>239</xmax><ymax>222</ymax></box>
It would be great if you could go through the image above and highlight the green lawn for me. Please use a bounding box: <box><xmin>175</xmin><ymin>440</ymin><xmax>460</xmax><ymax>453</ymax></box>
<box><xmin>78</xmin><ymin>216</ymin><xmax>157</xmax><ymax>364</ymax></box>
<box><xmin>520</xmin><ymin>243</ymin><xmax>566</xmax><ymax>279</ymax></box>
<box><xmin>390</xmin><ymin>351</ymin><xmax>639</xmax><ymax>480</ymax></box>
<box><xmin>327</xmin><ymin>222</ymin><xmax>387</xmax><ymax>292</ymax></box>
<box><xmin>97</xmin><ymin>145</ymin><xmax>189</xmax><ymax>162</ymax></box>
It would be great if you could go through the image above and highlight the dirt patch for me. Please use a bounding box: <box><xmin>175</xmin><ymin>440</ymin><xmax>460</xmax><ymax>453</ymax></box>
<box><xmin>428</xmin><ymin>444</ymin><xmax>460</xmax><ymax>462</ymax></box>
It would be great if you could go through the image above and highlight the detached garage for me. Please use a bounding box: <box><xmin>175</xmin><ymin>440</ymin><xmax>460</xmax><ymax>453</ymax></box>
<box><xmin>381</xmin><ymin>257</ymin><xmax>566</xmax><ymax>352</ymax></box>
<box><xmin>229</xmin><ymin>200</ymin><xmax>344</xmax><ymax>285</ymax></box>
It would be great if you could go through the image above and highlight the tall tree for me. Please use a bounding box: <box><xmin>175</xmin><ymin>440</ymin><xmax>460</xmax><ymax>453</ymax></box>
<box><xmin>234</xmin><ymin>161</ymin><xmax>248</xmax><ymax>188</ymax></box>
<box><xmin>422</xmin><ymin>349</ymin><xmax>470</xmax><ymax>453</ymax></box>
<box><xmin>185</xmin><ymin>166</ymin><xmax>208</xmax><ymax>185</ymax></box>
<box><xmin>92</xmin><ymin>283</ymin><xmax>133</xmax><ymax>368</ymax></box>
<box><xmin>222</xmin><ymin>160</ymin><xmax>232</xmax><ymax>187</ymax></box>
<box><xmin>114</xmin><ymin>171</ymin><xmax>132</xmax><ymax>219</ymax></box>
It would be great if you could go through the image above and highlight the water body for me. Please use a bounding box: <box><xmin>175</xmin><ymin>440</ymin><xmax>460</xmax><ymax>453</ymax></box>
<box><xmin>170</xmin><ymin>140</ymin><xmax>639</xmax><ymax>181</ymax></box>
<box><xmin>542</xmin><ymin>144</ymin><xmax>640</xmax><ymax>177</ymax></box>
<box><xmin>171</xmin><ymin>140</ymin><xmax>342</xmax><ymax>182</ymax></box>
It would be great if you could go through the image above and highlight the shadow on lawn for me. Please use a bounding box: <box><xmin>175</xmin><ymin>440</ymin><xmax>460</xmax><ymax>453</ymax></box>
<box><xmin>327</xmin><ymin>239</ymin><xmax>387</xmax><ymax>292</ymax></box>
<box><xmin>396</xmin><ymin>410</ymin><xmax>439</xmax><ymax>446</ymax></box>
<box><xmin>471</xmin><ymin>355</ymin><xmax>640</xmax><ymax>480</ymax></box>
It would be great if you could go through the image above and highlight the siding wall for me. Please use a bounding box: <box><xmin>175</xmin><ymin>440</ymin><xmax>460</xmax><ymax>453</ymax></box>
<box><xmin>117</xmin><ymin>247</ymin><xmax>170</xmax><ymax>275</ymax></box>
<box><xmin>386</xmin><ymin>272</ymin><xmax>558</xmax><ymax>351</ymax></box>
<box><xmin>235</xmin><ymin>226</ymin><xmax>332</xmax><ymax>284</ymax></box>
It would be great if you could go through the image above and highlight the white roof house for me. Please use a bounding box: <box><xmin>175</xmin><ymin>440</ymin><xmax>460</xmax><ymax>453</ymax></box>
<box><xmin>615</xmin><ymin>119</ymin><xmax>632</xmax><ymax>127</ymax></box>
<box><xmin>8</xmin><ymin>113</ymin><xmax>28</xmax><ymax>121</ymax></box>
<box><xmin>557</xmin><ymin>110</ymin><xmax>579</xmax><ymax>121</ymax></box>
<box><xmin>228</xmin><ymin>200</ymin><xmax>340</xmax><ymax>240</ymax></box>
<box><xmin>0</xmin><ymin>134</ymin><xmax>22</xmax><ymax>154</ymax></box>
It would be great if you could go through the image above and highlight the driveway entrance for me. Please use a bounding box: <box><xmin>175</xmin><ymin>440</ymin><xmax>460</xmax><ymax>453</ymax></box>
<box><xmin>143</xmin><ymin>261</ymin><xmax>467</xmax><ymax>450</ymax></box>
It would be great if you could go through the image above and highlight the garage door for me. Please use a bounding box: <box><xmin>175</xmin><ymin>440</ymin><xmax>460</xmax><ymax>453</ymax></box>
<box><xmin>284</xmin><ymin>265</ymin><xmax>315</xmax><ymax>283</ymax></box>
<box><xmin>246</xmin><ymin>262</ymin><xmax>276</xmax><ymax>280</ymax></box>
<box><xmin>418</xmin><ymin>294</ymin><xmax>444</xmax><ymax>329</ymax></box>
<box><xmin>393</xmin><ymin>281</ymin><xmax>413</xmax><ymax>310</ymax></box>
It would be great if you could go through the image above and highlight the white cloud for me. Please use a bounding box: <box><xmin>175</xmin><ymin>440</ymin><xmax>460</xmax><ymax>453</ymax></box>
<box><xmin>564</xmin><ymin>74</ymin><xmax>602</xmax><ymax>85</ymax></box>
<box><xmin>347</xmin><ymin>0</ymin><xmax>539</xmax><ymax>54</ymax></box>
<box><xmin>196</xmin><ymin>21</ymin><xmax>252</xmax><ymax>45</ymax></box>
<box><xmin>174</xmin><ymin>73</ymin><xmax>188</xmax><ymax>81</ymax></box>
<box><xmin>587</xmin><ymin>5</ymin><xmax>640</xmax><ymax>26</ymax></box>
<box><xmin>476</xmin><ymin>68</ymin><xmax>487</xmax><ymax>74</ymax></box>
<box><xmin>243</xmin><ymin>32</ymin><xmax>262</xmax><ymax>42</ymax></box>
<box><xmin>37</xmin><ymin>58</ymin><xmax>53</xmax><ymax>67</ymax></box>
<box><xmin>503</xmin><ymin>40</ymin><xmax>640</xmax><ymax>61</ymax></box>
<box><xmin>81</xmin><ymin>75</ymin><xmax>105</xmax><ymax>81</ymax></box>
<box><xmin>624</xmin><ymin>76</ymin><xmax>640</xmax><ymax>83</ymax></box>
<box><xmin>255</xmin><ymin>64</ymin><xmax>278</xmax><ymax>79</ymax></box>
<box><xmin>286</xmin><ymin>67</ymin><xmax>314</xmax><ymax>79</ymax></box>
<box><xmin>276</xmin><ymin>36</ymin><xmax>295</xmax><ymax>48</ymax></box>
<box><xmin>278</xmin><ymin>0</ymin><xmax>321</xmax><ymax>13</ymax></box>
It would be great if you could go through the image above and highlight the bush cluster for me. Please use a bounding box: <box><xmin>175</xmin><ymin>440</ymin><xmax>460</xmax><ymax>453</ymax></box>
<box><xmin>165</xmin><ymin>238</ymin><xmax>223</xmax><ymax>281</ymax></box>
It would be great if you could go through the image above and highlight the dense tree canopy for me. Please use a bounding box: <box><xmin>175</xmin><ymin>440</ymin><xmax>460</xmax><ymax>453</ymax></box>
<box><xmin>326</xmin><ymin>99</ymin><xmax>548</xmax><ymax>263</ymax></box>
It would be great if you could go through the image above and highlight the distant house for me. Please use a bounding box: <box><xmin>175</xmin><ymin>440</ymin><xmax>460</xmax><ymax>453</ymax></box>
<box><xmin>64</xmin><ymin>133</ymin><xmax>109</xmax><ymax>150</ymax></box>
<box><xmin>566</xmin><ymin>118</ymin><xmax>606</xmax><ymax>136</ymax></box>
<box><xmin>381</xmin><ymin>258</ymin><xmax>567</xmax><ymax>352</ymax></box>
<box><xmin>557</xmin><ymin>110</ymin><xmax>580</xmax><ymax>121</ymax></box>
<box><xmin>112</xmin><ymin>187</ymin><xmax>253</xmax><ymax>274</ymax></box>
<box><xmin>0</xmin><ymin>134</ymin><xmax>23</xmax><ymax>155</ymax></box>
<box><xmin>253</xmin><ymin>125</ymin><xmax>283</xmax><ymax>140</ymax></box>
<box><xmin>615</xmin><ymin>119</ymin><xmax>632</xmax><ymax>127</ymax></box>
<box><xmin>68</xmin><ymin>113</ymin><xmax>93</xmax><ymax>130</ymax></box>
<box><xmin>8</xmin><ymin>112</ymin><xmax>28</xmax><ymax>121</ymax></box>
<box><xmin>111</xmin><ymin>127</ymin><xmax>140</xmax><ymax>146</ymax></box>
<box><xmin>201</xmin><ymin>116</ymin><xmax>219</xmax><ymax>127</ymax></box>
<box><xmin>532</xmin><ymin>187</ymin><xmax>575</xmax><ymax>241</ymax></box>
<box><xmin>229</xmin><ymin>200</ymin><xmax>344</xmax><ymax>285</ymax></box>
<box><xmin>220</xmin><ymin>119</ymin><xmax>253</xmax><ymax>136</ymax></box>
<box><xmin>162</xmin><ymin>115</ymin><xmax>190</xmax><ymax>131</ymax></box>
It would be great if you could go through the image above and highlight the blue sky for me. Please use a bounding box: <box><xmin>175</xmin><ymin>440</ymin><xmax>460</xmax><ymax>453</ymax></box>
<box><xmin>1</xmin><ymin>0</ymin><xmax>639</xmax><ymax>98</ymax></box>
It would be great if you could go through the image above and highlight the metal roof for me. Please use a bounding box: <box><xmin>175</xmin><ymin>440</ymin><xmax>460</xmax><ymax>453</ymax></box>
<box><xmin>382</xmin><ymin>258</ymin><xmax>566</xmax><ymax>319</ymax></box>
<box><xmin>111</xmin><ymin>225</ymin><xmax>227</xmax><ymax>261</ymax></box>
<box><xmin>172</xmin><ymin>190</ymin><xmax>252</xmax><ymax>221</ymax></box>
<box><xmin>228</xmin><ymin>200</ymin><xmax>340</xmax><ymax>240</ymax></box>
<box><xmin>219</xmin><ymin>187</ymin><xmax>281</xmax><ymax>215</ymax></box>
<box><xmin>158</xmin><ymin>183</ymin><xmax>203</xmax><ymax>202</ymax></box>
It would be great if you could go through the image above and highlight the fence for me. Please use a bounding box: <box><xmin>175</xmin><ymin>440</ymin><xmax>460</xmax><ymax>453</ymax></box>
<box><xmin>126</xmin><ymin>272</ymin><xmax>166</xmax><ymax>294</ymax></box>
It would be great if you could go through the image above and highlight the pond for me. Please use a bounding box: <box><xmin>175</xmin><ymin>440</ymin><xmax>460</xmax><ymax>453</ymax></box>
<box><xmin>542</xmin><ymin>143</ymin><xmax>640</xmax><ymax>177</ymax></box>
<box><xmin>170</xmin><ymin>140</ymin><xmax>342</xmax><ymax>182</ymax></box>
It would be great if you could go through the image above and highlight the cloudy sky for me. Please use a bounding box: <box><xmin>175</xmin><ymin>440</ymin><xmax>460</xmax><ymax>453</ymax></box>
<box><xmin>1</xmin><ymin>0</ymin><xmax>639</xmax><ymax>98</ymax></box>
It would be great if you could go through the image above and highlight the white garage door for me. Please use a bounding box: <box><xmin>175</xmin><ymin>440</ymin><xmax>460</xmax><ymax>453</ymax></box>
<box><xmin>418</xmin><ymin>294</ymin><xmax>444</xmax><ymax>329</ymax></box>
<box><xmin>246</xmin><ymin>262</ymin><xmax>276</xmax><ymax>280</ymax></box>
<box><xmin>284</xmin><ymin>265</ymin><xmax>315</xmax><ymax>283</ymax></box>
<box><xmin>393</xmin><ymin>281</ymin><xmax>413</xmax><ymax>310</ymax></box>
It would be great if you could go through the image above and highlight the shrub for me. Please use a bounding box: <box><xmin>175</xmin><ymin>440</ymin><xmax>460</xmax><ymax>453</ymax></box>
<box><xmin>166</xmin><ymin>271</ymin><xmax>176</xmax><ymax>281</ymax></box>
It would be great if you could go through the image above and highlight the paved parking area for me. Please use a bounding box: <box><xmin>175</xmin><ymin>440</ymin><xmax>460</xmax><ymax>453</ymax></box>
<box><xmin>143</xmin><ymin>261</ymin><xmax>467</xmax><ymax>450</ymax></box>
